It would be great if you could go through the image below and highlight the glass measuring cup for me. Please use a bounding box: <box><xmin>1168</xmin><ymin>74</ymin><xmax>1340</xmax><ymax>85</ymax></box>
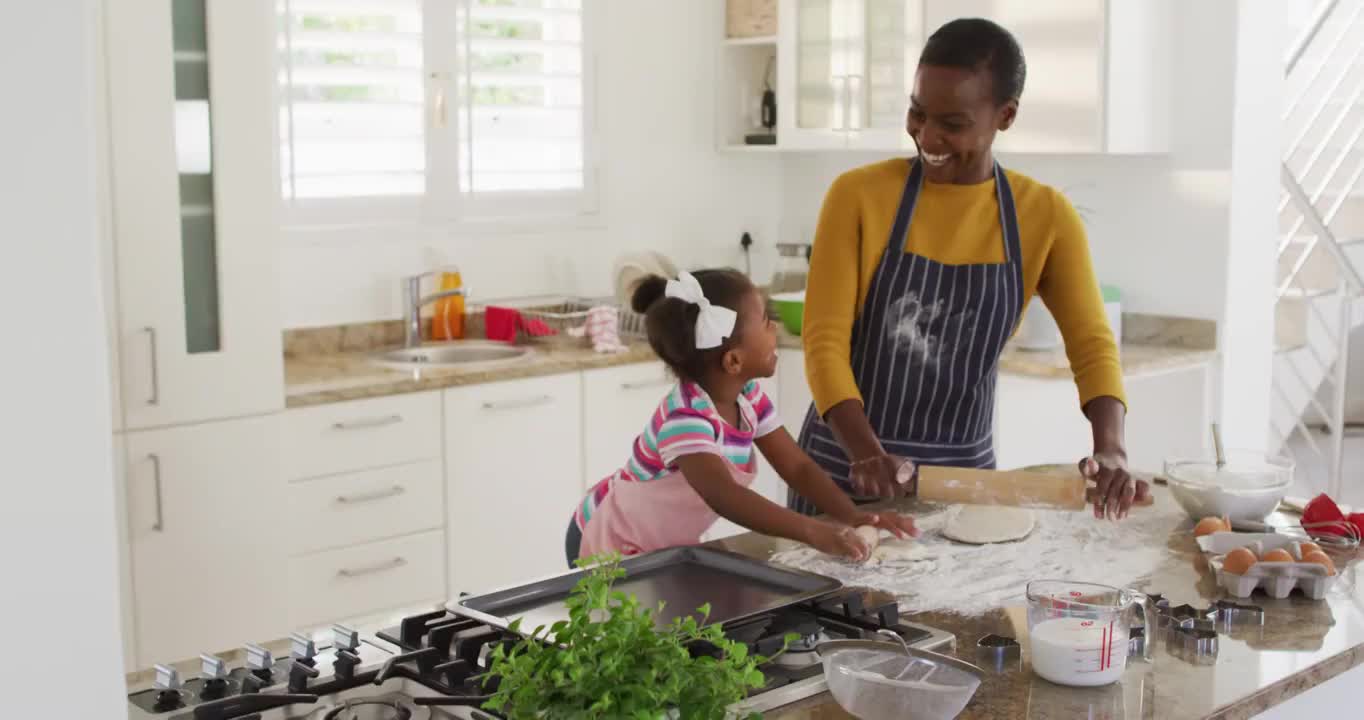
<box><xmin>1025</xmin><ymin>580</ymin><xmax>1156</xmax><ymax>687</ymax></box>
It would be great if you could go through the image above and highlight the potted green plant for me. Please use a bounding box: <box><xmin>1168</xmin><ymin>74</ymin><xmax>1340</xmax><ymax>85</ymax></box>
<box><xmin>484</xmin><ymin>554</ymin><xmax>791</xmax><ymax>719</ymax></box>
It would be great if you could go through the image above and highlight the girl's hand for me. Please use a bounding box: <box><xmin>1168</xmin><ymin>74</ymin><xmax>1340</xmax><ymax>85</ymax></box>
<box><xmin>849</xmin><ymin>454</ymin><xmax>915</xmax><ymax>498</ymax></box>
<box><xmin>847</xmin><ymin>511</ymin><xmax>920</xmax><ymax>541</ymax></box>
<box><xmin>804</xmin><ymin>520</ymin><xmax>870</xmax><ymax>562</ymax></box>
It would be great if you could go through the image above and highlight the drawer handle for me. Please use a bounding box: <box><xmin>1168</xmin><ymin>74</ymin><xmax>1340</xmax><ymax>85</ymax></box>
<box><xmin>330</xmin><ymin>414</ymin><xmax>403</xmax><ymax>431</ymax></box>
<box><xmin>148</xmin><ymin>453</ymin><xmax>164</xmax><ymax>532</ymax></box>
<box><xmin>143</xmin><ymin>327</ymin><xmax>160</xmax><ymax>406</ymax></box>
<box><xmin>335</xmin><ymin>485</ymin><xmax>406</xmax><ymax>505</ymax></box>
<box><xmin>337</xmin><ymin>556</ymin><xmax>407</xmax><ymax>578</ymax></box>
<box><xmin>621</xmin><ymin>377</ymin><xmax>671</xmax><ymax>391</ymax></box>
<box><xmin>481</xmin><ymin>395</ymin><xmax>552</xmax><ymax>411</ymax></box>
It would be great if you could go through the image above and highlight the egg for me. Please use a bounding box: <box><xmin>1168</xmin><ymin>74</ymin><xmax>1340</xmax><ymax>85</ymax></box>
<box><xmin>1194</xmin><ymin>517</ymin><xmax>1229</xmax><ymax>537</ymax></box>
<box><xmin>1222</xmin><ymin>547</ymin><xmax>1257</xmax><ymax>575</ymax></box>
<box><xmin>1298</xmin><ymin>541</ymin><xmax>1324</xmax><ymax>557</ymax></box>
<box><xmin>1262</xmin><ymin>548</ymin><xmax>1295</xmax><ymax>563</ymax></box>
<box><xmin>1302</xmin><ymin>550</ymin><xmax>1337</xmax><ymax>576</ymax></box>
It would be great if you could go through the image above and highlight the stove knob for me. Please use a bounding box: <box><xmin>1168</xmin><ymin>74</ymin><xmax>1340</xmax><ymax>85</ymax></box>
<box><xmin>245</xmin><ymin>643</ymin><xmax>274</xmax><ymax>673</ymax></box>
<box><xmin>200</xmin><ymin>653</ymin><xmax>229</xmax><ymax>681</ymax></box>
<box><xmin>290</xmin><ymin>632</ymin><xmax>317</xmax><ymax>665</ymax></box>
<box><xmin>153</xmin><ymin>664</ymin><xmax>182</xmax><ymax>692</ymax></box>
<box><xmin>332</xmin><ymin>623</ymin><xmax>360</xmax><ymax>653</ymax></box>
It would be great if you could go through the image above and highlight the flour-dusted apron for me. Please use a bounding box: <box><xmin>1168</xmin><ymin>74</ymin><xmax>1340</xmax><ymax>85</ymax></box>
<box><xmin>790</xmin><ymin>160</ymin><xmax>1025</xmax><ymax>515</ymax></box>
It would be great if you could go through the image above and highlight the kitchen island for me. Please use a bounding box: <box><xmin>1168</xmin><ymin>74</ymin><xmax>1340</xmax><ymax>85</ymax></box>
<box><xmin>709</xmin><ymin>486</ymin><xmax>1364</xmax><ymax>719</ymax></box>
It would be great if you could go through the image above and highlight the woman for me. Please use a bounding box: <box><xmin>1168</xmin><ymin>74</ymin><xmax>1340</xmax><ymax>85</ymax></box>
<box><xmin>791</xmin><ymin>18</ymin><xmax>1147</xmax><ymax>520</ymax></box>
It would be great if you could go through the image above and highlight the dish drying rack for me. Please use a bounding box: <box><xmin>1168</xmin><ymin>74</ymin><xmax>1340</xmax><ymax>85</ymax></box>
<box><xmin>472</xmin><ymin>296</ymin><xmax>646</xmax><ymax>347</ymax></box>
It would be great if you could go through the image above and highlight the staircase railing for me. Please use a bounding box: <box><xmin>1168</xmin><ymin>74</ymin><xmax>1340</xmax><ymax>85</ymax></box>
<box><xmin>1275</xmin><ymin>0</ymin><xmax>1364</xmax><ymax>496</ymax></box>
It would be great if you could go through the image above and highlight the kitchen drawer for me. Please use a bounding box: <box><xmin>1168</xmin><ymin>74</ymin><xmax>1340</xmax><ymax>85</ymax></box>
<box><xmin>287</xmin><ymin>530</ymin><xmax>445</xmax><ymax>628</ymax></box>
<box><xmin>284</xmin><ymin>392</ymin><xmax>441</xmax><ymax>479</ymax></box>
<box><xmin>287</xmin><ymin>461</ymin><xmax>444</xmax><ymax>555</ymax></box>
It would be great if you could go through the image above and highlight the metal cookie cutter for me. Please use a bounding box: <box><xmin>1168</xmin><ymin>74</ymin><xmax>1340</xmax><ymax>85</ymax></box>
<box><xmin>1158</xmin><ymin>603</ymin><xmax>1220</xmax><ymax>664</ymax></box>
<box><xmin>975</xmin><ymin>634</ymin><xmax>1021</xmax><ymax>673</ymax></box>
<box><xmin>1213</xmin><ymin>600</ymin><xmax>1265</xmax><ymax>629</ymax></box>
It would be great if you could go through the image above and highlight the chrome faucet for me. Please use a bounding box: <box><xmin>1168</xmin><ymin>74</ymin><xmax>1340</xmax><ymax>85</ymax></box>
<box><xmin>403</xmin><ymin>268</ymin><xmax>469</xmax><ymax>348</ymax></box>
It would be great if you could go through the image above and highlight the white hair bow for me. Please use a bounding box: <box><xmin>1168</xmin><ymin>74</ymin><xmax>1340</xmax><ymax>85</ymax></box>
<box><xmin>665</xmin><ymin>272</ymin><xmax>737</xmax><ymax>350</ymax></box>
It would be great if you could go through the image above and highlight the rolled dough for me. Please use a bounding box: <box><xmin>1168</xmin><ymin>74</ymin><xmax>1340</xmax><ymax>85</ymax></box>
<box><xmin>942</xmin><ymin>505</ymin><xmax>1036</xmax><ymax>544</ymax></box>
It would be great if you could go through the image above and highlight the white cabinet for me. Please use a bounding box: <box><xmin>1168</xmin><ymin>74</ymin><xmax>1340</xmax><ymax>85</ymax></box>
<box><xmin>284</xmin><ymin>392</ymin><xmax>442</xmax><ymax>480</ymax></box>
<box><xmin>993</xmin><ymin>374</ymin><xmax>1092</xmax><ymax>469</ymax></box>
<box><xmin>778</xmin><ymin>0</ymin><xmax>923</xmax><ymax>150</ymax></box>
<box><xmin>581</xmin><ymin>364</ymin><xmax>675</xmax><ymax>488</ymax></box>
<box><xmin>287</xmin><ymin>530</ymin><xmax>445</xmax><ymax>629</ymax></box>
<box><xmin>105</xmin><ymin>0</ymin><xmax>282</xmax><ymax>429</ymax></box>
<box><xmin>919</xmin><ymin>0</ymin><xmax>1168</xmax><ymax>154</ymax></box>
<box><xmin>994</xmin><ymin>365</ymin><xmax>1213</xmax><ymax>471</ymax></box>
<box><xmin>778</xmin><ymin>348</ymin><xmax>815</xmax><ymax>433</ymax></box>
<box><xmin>112</xmin><ymin>434</ymin><xmax>136</xmax><ymax>669</ymax></box>
<box><xmin>445</xmin><ymin>373</ymin><xmax>584</xmax><ymax>594</ymax></box>
<box><xmin>124</xmin><ymin>415</ymin><xmax>284</xmax><ymax>665</ymax></box>
<box><xmin>749</xmin><ymin>0</ymin><xmax>1171</xmax><ymax>154</ymax></box>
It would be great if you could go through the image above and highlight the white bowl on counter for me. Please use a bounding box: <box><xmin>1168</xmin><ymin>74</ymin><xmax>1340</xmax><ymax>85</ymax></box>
<box><xmin>1163</xmin><ymin>451</ymin><xmax>1294</xmax><ymax>522</ymax></box>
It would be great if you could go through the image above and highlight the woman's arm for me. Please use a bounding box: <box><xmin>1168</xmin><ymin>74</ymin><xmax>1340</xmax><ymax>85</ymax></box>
<box><xmin>675</xmin><ymin>453</ymin><xmax>869</xmax><ymax>559</ymax></box>
<box><xmin>1036</xmin><ymin>191</ymin><xmax>1137</xmax><ymax>518</ymax></box>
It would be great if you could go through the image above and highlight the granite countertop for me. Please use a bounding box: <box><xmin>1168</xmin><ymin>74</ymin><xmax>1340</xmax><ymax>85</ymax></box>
<box><xmin>707</xmin><ymin>486</ymin><xmax>1364</xmax><ymax>720</ymax></box>
<box><xmin>127</xmin><ymin>483</ymin><xmax>1364</xmax><ymax>719</ymax></box>
<box><xmin>284</xmin><ymin>333</ymin><xmax>1214</xmax><ymax>408</ymax></box>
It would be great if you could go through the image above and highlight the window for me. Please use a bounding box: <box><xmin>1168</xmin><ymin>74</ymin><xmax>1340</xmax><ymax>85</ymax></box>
<box><xmin>277</xmin><ymin>0</ymin><xmax>594</xmax><ymax>223</ymax></box>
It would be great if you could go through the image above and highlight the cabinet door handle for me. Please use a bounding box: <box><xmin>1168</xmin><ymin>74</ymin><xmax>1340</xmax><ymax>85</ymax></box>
<box><xmin>621</xmin><ymin>377</ymin><xmax>672</xmax><ymax>391</ymax></box>
<box><xmin>335</xmin><ymin>485</ymin><xmax>406</xmax><ymax>505</ymax></box>
<box><xmin>337</xmin><ymin>556</ymin><xmax>407</xmax><ymax>578</ymax></box>
<box><xmin>481</xmin><ymin>395</ymin><xmax>552</xmax><ymax>411</ymax></box>
<box><xmin>148</xmin><ymin>453</ymin><xmax>164</xmax><ymax>532</ymax></box>
<box><xmin>143</xmin><ymin>327</ymin><xmax>160</xmax><ymax>406</ymax></box>
<box><xmin>330</xmin><ymin>414</ymin><xmax>403</xmax><ymax>431</ymax></box>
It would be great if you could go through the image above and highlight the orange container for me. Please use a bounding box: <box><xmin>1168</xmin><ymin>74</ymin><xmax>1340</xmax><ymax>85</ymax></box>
<box><xmin>430</xmin><ymin>271</ymin><xmax>465</xmax><ymax>341</ymax></box>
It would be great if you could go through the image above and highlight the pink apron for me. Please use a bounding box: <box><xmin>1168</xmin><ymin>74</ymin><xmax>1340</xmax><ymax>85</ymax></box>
<box><xmin>578</xmin><ymin>459</ymin><xmax>756</xmax><ymax>560</ymax></box>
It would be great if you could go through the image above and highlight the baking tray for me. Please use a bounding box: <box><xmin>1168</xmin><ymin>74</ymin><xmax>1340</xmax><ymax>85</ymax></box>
<box><xmin>447</xmin><ymin>546</ymin><xmax>842</xmax><ymax>636</ymax></box>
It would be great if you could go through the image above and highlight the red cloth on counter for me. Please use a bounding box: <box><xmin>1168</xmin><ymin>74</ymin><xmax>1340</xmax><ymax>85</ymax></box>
<box><xmin>1300</xmin><ymin>493</ymin><xmax>1364</xmax><ymax>538</ymax></box>
<box><xmin>484</xmin><ymin>306</ymin><xmax>558</xmax><ymax>342</ymax></box>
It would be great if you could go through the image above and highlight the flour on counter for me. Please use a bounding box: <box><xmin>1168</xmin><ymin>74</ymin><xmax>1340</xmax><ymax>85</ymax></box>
<box><xmin>771</xmin><ymin>506</ymin><xmax>1184</xmax><ymax>616</ymax></box>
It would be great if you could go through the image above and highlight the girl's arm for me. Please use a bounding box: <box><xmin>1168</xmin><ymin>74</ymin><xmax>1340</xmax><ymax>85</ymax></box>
<box><xmin>674</xmin><ymin>453</ymin><xmax>867</xmax><ymax>560</ymax></box>
<box><xmin>755</xmin><ymin>428</ymin><xmax>918</xmax><ymax>538</ymax></box>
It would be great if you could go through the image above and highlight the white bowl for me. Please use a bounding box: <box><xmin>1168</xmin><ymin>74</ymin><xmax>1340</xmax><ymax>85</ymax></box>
<box><xmin>821</xmin><ymin>641</ymin><xmax>981</xmax><ymax>720</ymax></box>
<box><xmin>1163</xmin><ymin>451</ymin><xmax>1294</xmax><ymax>522</ymax></box>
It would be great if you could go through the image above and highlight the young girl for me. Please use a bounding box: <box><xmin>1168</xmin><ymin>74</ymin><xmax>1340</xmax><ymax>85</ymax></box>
<box><xmin>565</xmin><ymin>269</ymin><xmax>918</xmax><ymax>566</ymax></box>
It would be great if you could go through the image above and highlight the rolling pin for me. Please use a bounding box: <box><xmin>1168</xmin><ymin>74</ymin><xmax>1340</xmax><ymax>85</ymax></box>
<box><xmin>916</xmin><ymin>466</ymin><xmax>1154</xmax><ymax>512</ymax></box>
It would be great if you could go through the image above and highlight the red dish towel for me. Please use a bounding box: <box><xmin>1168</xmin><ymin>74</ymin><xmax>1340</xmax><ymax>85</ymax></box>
<box><xmin>484</xmin><ymin>306</ymin><xmax>520</xmax><ymax>342</ymax></box>
<box><xmin>484</xmin><ymin>306</ymin><xmax>558</xmax><ymax>342</ymax></box>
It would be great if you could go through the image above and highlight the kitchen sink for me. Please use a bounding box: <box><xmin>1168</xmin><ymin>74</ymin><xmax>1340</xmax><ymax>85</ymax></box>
<box><xmin>370</xmin><ymin>340</ymin><xmax>534</xmax><ymax>370</ymax></box>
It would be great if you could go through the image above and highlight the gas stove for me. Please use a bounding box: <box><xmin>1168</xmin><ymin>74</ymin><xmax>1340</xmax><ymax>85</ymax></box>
<box><xmin>125</xmin><ymin>588</ymin><xmax>952</xmax><ymax>719</ymax></box>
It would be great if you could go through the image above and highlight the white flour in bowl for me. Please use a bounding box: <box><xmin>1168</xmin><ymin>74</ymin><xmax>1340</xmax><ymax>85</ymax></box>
<box><xmin>770</xmin><ymin>506</ymin><xmax>1185</xmax><ymax>616</ymax></box>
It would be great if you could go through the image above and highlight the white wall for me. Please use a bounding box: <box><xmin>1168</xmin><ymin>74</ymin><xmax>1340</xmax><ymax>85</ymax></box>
<box><xmin>0</xmin><ymin>1</ymin><xmax>128</xmax><ymax>716</ymax></box>
<box><xmin>281</xmin><ymin>0</ymin><xmax>783</xmax><ymax>328</ymax></box>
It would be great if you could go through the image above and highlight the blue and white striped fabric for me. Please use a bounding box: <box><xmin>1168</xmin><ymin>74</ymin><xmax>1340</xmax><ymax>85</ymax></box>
<box><xmin>791</xmin><ymin>159</ymin><xmax>1025</xmax><ymax>515</ymax></box>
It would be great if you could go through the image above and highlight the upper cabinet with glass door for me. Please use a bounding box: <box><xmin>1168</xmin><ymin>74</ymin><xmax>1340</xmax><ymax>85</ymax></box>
<box><xmin>777</xmin><ymin>0</ymin><xmax>921</xmax><ymax>150</ymax></box>
<box><xmin>104</xmin><ymin>0</ymin><xmax>283</xmax><ymax>429</ymax></box>
<box><xmin>756</xmin><ymin>0</ymin><xmax>1169</xmax><ymax>154</ymax></box>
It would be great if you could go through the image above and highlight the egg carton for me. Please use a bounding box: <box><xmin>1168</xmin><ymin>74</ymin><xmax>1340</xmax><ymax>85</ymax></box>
<box><xmin>1198</xmin><ymin>532</ymin><xmax>1337</xmax><ymax>599</ymax></box>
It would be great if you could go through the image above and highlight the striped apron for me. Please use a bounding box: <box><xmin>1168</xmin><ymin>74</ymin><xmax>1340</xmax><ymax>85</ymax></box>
<box><xmin>790</xmin><ymin>159</ymin><xmax>1024</xmax><ymax>515</ymax></box>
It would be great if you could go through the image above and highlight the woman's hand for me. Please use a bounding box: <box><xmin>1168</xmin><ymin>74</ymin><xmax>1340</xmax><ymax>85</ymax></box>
<box><xmin>1079</xmin><ymin>453</ymin><xmax>1149</xmax><ymax>520</ymax></box>
<box><xmin>803</xmin><ymin>520</ymin><xmax>871</xmax><ymax>562</ymax></box>
<box><xmin>845</xmin><ymin>511</ymin><xmax>920</xmax><ymax>540</ymax></box>
<box><xmin>849</xmin><ymin>454</ymin><xmax>915</xmax><ymax>499</ymax></box>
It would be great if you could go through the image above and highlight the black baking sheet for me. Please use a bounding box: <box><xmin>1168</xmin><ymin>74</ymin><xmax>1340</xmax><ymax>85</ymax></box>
<box><xmin>447</xmin><ymin>546</ymin><xmax>842</xmax><ymax>634</ymax></box>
